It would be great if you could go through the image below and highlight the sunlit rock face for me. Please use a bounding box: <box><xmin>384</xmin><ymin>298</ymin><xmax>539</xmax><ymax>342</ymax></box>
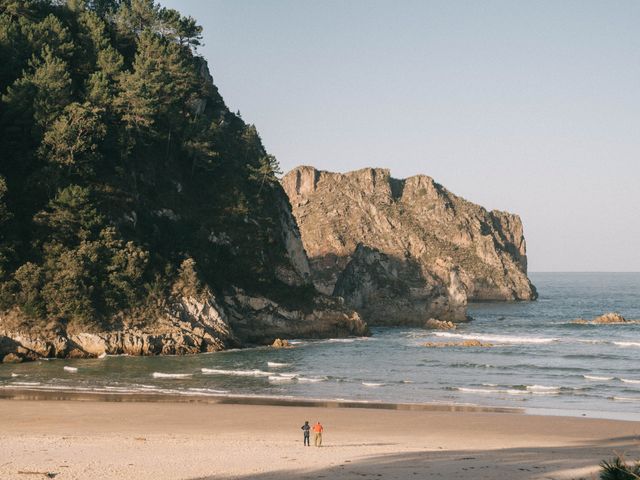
<box><xmin>282</xmin><ymin>166</ymin><xmax>537</xmax><ymax>325</ymax></box>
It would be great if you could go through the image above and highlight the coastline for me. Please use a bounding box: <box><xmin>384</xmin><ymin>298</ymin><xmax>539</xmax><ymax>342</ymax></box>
<box><xmin>2</xmin><ymin>384</ymin><xmax>640</xmax><ymax>422</ymax></box>
<box><xmin>1</xmin><ymin>396</ymin><xmax>639</xmax><ymax>480</ymax></box>
<box><xmin>0</xmin><ymin>386</ymin><xmax>523</xmax><ymax>413</ymax></box>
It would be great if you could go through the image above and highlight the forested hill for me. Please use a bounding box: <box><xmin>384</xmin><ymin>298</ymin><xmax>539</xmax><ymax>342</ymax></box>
<box><xmin>0</xmin><ymin>0</ymin><xmax>354</xmax><ymax>344</ymax></box>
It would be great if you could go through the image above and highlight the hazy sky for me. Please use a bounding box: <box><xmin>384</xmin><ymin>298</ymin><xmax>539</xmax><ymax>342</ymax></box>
<box><xmin>160</xmin><ymin>0</ymin><xmax>639</xmax><ymax>272</ymax></box>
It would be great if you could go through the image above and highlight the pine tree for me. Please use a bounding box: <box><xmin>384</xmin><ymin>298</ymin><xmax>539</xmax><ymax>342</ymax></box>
<box><xmin>5</xmin><ymin>46</ymin><xmax>73</xmax><ymax>130</ymax></box>
<box><xmin>115</xmin><ymin>0</ymin><xmax>159</xmax><ymax>38</ymax></box>
<box><xmin>34</xmin><ymin>185</ymin><xmax>104</xmax><ymax>245</ymax></box>
<box><xmin>39</xmin><ymin>101</ymin><xmax>106</xmax><ymax>173</ymax></box>
<box><xmin>24</xmin><ymin>14</ymin><xmax>75</xmax><ymax>62</ymax></box>
<box><xmin>116</xmin><ymin>29</ymin><xmax>197</xmax><ymax>144</ymax></box>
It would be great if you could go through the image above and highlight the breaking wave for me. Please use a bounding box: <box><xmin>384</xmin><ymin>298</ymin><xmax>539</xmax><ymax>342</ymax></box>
<box><xmin>201</xmin><ymin>368</ymin><xmax>271</xmax><ymax>377</ymax></box>
<box><xmin>267</xmin><ymin>362</ymin><xmax>289</xmax><ymax>368</ymax></box>
<box><xmin>432</xmin><ymin>332</ymin><xmax>558</xmax><ymax>344</ymax></box>
<box><xmin>152</xmin><ymin>372</ymin><xmax>192</xmax><ymax>379</ymax></box>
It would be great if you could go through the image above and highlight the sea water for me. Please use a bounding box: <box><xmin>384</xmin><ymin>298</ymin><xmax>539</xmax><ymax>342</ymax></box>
<box><xmin>2</xmin><ymin>273</ymin><xmax>639</xmax><ymax>420</ymax></box>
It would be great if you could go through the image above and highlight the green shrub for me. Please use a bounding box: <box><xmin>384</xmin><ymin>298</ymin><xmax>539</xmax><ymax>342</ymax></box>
<box><xmin>600</xmin><ymin>456</ymin><xmax>640</xmax><ymax>480</ymax></box>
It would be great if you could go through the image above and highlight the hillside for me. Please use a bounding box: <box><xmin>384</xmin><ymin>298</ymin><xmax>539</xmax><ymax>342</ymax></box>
<box><xmin>0</xmin><ymin>0</ymin><xmax>365</xmax><ymax>362</ymax></box>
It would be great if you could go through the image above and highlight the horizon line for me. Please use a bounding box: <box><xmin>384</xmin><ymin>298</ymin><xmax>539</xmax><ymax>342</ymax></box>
<box><xmin>529</xmin><ymin>271</ymin><xmax>640</xmax><ymax>274</ymax></box>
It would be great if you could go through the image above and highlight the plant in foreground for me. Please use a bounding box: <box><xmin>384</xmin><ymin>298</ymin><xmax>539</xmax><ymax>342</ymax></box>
<box><xmin>600</xmin><ymin>456</ymin><xmax>640</xmax><ymax>480</ymax></box>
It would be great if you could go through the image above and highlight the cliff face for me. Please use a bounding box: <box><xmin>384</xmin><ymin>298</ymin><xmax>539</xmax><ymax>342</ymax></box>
<box><xmin>282</xmin><ymin>166</ymin><xmax>537</xmax><ymax>325</ymax></box>
<box><xmin>1</xmin><ymin>286</ymin><xmax>367</xmax><ymax>362</ymax></box>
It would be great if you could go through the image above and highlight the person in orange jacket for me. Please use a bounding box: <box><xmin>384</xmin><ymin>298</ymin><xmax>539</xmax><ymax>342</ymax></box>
<box><xmin>313</xmin><ymin>421</ymin><xmax>324</xmax><ymax>447</ymax></box>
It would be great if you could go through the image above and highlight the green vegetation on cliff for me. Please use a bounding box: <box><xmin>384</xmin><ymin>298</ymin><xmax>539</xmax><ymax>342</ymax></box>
<box><xmin>0</xmin><ymin>0</ymin><xmax>296</xmax><ymax>332</ymax></box>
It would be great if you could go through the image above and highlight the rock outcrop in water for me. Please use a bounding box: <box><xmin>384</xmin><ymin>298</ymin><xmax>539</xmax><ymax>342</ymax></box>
<box><xmin>572</xmin><ymin>312</ymin><xmax>634</xmax><ymax>325</ymax></box>
<box><xmin>282</xmin><ymin>166</ymin><xmax>537</xmax><ymax>325</ymax></box>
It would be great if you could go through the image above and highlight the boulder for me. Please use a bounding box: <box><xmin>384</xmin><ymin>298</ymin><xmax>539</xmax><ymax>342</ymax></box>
<box><xmin>424</xmin><ymin>319</ymin><xmax>457</xmax><ymax>330</ymax></box>
<box><xmin>271</xmin><ymin>338</ymin><xmax>292</xmax><ymax>348</ymax></box>
<box><xmin>572</xmin><ymin>312</ymin><xmax>631</xmax><ymax>325</ymax></box>
<box><xmin>593</xmin><ymin>312</ymin><xmax>627</xmax><ymax>324</ymax></box>
<box><xmin>3</xmin><ymin>353</ymin><xmax>23</xmax><ymax>363</ymax></box>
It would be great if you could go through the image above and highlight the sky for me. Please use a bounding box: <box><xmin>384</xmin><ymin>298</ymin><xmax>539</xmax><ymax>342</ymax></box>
<box><xmin>160</xmin><ymin>0</ymin><xmax>640</xmax><ymax>272</ymax></box>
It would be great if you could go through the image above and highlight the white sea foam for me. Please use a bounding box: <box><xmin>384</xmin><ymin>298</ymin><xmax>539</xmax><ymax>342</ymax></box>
<box><xmin>267</xmin><ymin>362</ymin><xmax>289</xmax><ymax>368</ymax></box>
<box><xmin>613</xmin><ymin>341</ymin><xmax>640</xmax><ymax>348</ymax></box>
<box><xmin>10</xmin><ymin>381</ymin><xmax>40</xmax><ymax>386</ymax></box>
<box><xmin>459</xmin><ymin>386</ymin><xmax>529</xmax><ymax>395</ymax></box>
<box><xmin>63</xmin><ymin>366</ymin><xmax>78</xmax><ymax>373</ymax></box>
<box><xmin>298</xmin><ymin>377</ymin><xmax>326</xmax><ymax>383</ymax></box>
<box><xmin>187</xmin><ymin>388</ymin><xmax>229</xmax><ymax>394</ymax></box>
<box><xmin>526</xmin><ymin>385</ymin><xmax>560</xmax><ymax>392</ymax></box>
<box><xmin>277</xmin><ymin>373</ymin><xmax>298</xmax><ymax>378</ymax></box>
<box><xmin>269</xmin><ymin>376</ymin><xmax>294</xmax><ymax>383</ymax></box>
<box><xmin>432</xmin><ymin>332</ymin><xmax>557</xmax><ymax>344</ymax></box>
<box><xmin>612</xmin><ymin>396</ymin><xmax>640</xmax><ymax>402</ymax></box>
<box><xmin>151</xmin><ymin>372</ymin><xmax>192</xmax><ymax>379</ymax></box>
<box><xmin>401</xmin><ymin>380</ymin><xmax>414</xmax><ymax>384</ymax></box>
<box><xmin>201</xmin><ymin>368</ymin><xmax>271</xmax><ymax>377</ymax></box>
<box><xmin>458</xmin><ymin>387</ymin><xmax>494</xmax><ymax>394</ymax></box>
<box><xmin>10</xmin><ymin>373</ymin><xmax>22</xmax><ymax>377</ymax></box>
<box><xmin>620</xmin><ymin>378</ymin><xmax>640</xmax><ymax>384</ymax></box>
<box><xmin>524</xmin><ymin>385</ymin><xmax>560</xmax><ymax>395</ymax></box>
<box><xmin>583</xmin><ymin>375</ymin><xmax>614</xmax><ymax>381</ymax></box>
<box><xmin>504</xmin><ymin>389</ymin><xmax>529</xmax><ymax>395</ymax></box>
<box><xmin>362</xmin><ymin>382</ymin><xmax>385</xmax><ymax>387</ymax></box>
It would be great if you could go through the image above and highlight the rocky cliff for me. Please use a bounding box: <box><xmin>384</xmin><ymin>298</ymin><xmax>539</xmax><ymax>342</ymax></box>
<box><xmin>1</xmin><ymin>286</ymin><xmax>367</xmax><ymax>362</ymax></box>
<box><xmin>282</xmin><ymin>166</ymin><xmax>537</xmax><ymax>325</ymax></box>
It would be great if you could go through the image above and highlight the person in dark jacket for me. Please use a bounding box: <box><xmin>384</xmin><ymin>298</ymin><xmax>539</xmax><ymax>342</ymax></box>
<box><xmin>301</xmin><ymin>420</ymin><xmax>311</xmax><ymax>446</ymax></box>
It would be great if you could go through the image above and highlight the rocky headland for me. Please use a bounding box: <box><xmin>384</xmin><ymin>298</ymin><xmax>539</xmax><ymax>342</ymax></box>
<box><xmin>282</xmin><ymin>166</ymin><xmax>537</xmax><ymax>325</ymax></box>
<box><xmin>0</xmin><ymin>2</ymin><xmax>366</xmax><ymax>362</ymax></box>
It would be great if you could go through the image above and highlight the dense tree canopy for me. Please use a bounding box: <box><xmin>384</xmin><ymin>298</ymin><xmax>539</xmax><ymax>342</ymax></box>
<box><xmin>0</xmin><ymin>0</ymin><xmax>288</xmax><ymax>331</ymax></box>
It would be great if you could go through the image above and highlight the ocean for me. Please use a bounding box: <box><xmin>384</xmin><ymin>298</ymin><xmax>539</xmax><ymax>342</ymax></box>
<box><xmin>2</xmin><ymin>273</ymin><xmax>639</xmax><ymax>420</ymax></box>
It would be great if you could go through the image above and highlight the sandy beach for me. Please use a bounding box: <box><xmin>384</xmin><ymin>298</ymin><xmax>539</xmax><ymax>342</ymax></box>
<box><xmin>0</xmin><ymin>396</ymin><xmax>638</xmax><ymax>480</ymax></box>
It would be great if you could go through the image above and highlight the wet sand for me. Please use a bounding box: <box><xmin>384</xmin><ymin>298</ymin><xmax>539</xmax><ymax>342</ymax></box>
<box><xmin>0</xmin><ymin>396</ymin><xmax>638</xmax><ymax>479</ymax></box>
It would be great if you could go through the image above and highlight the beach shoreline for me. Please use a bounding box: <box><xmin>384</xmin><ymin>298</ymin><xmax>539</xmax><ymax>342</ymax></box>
<box><xmin>2</xmin><ymin>386</ymin><xmax>640</xmax><ymax>422</ymax></box>
<box><xmin>0</xmin><ymin>386</ymin><xmax>524</xmax><ymax>413</ymax></box>
<box><xmin>1</xmin><ymin>396</ymin><xmax>639</xmax><ymax>480</ymax></box>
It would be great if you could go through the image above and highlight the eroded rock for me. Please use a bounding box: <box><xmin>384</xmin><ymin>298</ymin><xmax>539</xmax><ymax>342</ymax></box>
<box><xmin>572</xmin><ymin>312</ymin><xmax>632</xmax><ymax>325</ymax></box>
<box><xmin>223</xmin><ymin>287</ymin><xmax>368</xmax><ymax>345</ymax></box>
<box><xmin>424</xmin><ymin>319</ymin><xmax>457</xmax><ymax>330</ymax></box>
<box><xmin>271</xmin><ymin>338</ymin><xmax>292</xmax><ymax>348</ymax></box>
<box><xmin>0</xmin><ymin>292</ymin><xmax>238</xmax><ymax>361</ymax></box>
<box><xmin>282</xmin><ymin>166</ymin><xmax>537</xmax><ymax>325</ymax></box>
